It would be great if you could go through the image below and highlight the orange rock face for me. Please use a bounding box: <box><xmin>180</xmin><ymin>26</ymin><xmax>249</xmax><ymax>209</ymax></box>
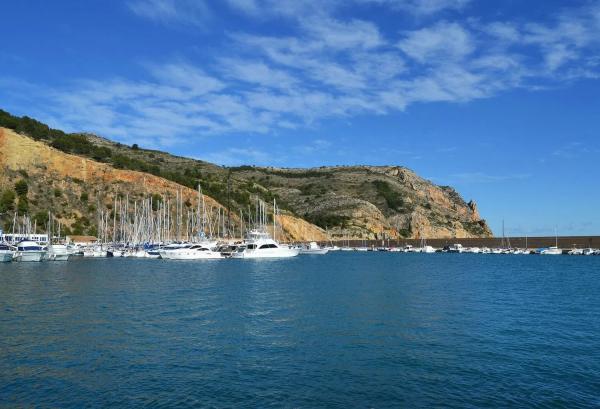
<box><xmin>0</xmin><ymin>128</ymin><xmax>324</xmax><ymax>241</ymax></box>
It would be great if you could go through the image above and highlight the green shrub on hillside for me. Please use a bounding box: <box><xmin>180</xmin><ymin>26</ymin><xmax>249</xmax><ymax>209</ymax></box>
<box><xmin>372</xmin><ymin>180</ymin><xmax>404</xmax><ymax>210</ymax></box>
<box><xmin>304</xmin><ymin>213</ymin><xmax>349</xmax><ymax>229</ymax></box>
<box><xmin>17</xmin><ymin>197</ymin><xmax>28</xmax><ymax>213</ymax></box>
<box><xmin>14</xmin><ymin>180</ymin><xmax>28</xmax><ymax>197</ymax></box>
<box><xmin>0</xmin><ymin>189</ymin><xmax>16</xmax><ymax>212</ymax></box>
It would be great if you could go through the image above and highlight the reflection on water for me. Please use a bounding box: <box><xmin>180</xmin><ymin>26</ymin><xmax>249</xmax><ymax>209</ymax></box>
<box><xmin>1</xmin><ymin>254</ymin><xmax>600</xmax><ymax>407</ymax></box>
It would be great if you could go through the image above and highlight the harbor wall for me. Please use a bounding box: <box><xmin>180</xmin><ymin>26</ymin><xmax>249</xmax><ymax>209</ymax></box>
<box><xmin>324</xmin><ymin>236</ymin><xmax>600</xmax><ymax>249</ymax></box>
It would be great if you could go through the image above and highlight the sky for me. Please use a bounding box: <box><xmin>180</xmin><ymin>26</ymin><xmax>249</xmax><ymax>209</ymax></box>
<box><xmin>1</xmin><ymin>0</ymin><xmax>599</xmax><ymax>236</ymax></box>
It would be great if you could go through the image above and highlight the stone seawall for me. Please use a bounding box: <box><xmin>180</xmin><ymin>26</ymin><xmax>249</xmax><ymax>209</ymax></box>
<box><xmin>325</xmin><ymin>236</ymin><xmax>600</xmax><ymax>249</ymax></box>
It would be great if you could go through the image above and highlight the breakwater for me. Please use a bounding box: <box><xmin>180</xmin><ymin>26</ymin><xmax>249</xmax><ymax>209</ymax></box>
<box><xmin>326</xmin><ymin>236</ymin><xmax>600</xmax><ymax>249</ymax></box>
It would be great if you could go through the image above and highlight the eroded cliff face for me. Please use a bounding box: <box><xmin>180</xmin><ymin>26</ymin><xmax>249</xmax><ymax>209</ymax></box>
<box><xmin>0</xmin><ymin>128</ymin><xmax>324</xmax><ymax>241</ymax></box>
<box><xmin>235</xmin><ymin>165</ymin><xmax>493</xmax><ymax>239</ymax></box>
<box><xmin>1</xmin><ymin>125</ymin><xmax>492</xmax><ymax>241</ymax></box>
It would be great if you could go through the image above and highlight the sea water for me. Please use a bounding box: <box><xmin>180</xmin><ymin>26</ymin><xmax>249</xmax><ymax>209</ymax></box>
<box><xmin>1</xmin><ymin>253</ymin><xmax>599</xmax><ymax>407</ymax></box>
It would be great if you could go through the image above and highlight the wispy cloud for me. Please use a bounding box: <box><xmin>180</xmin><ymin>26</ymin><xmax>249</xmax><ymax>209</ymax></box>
<box><xmin>199</xmin><ymin>147</ymin><xmax>279</xmax><ymax>166</ymax></box>
<box><xmin>128</xmin><ymin>0</ymin><xmax>212</xmax><ymax>27</ymax></box>
<box><xmin>552</xmin><ymin>142</ymin><xmax>599</xmax><ymax>159</ymax></box>
<box><xmin>361</xmin><ymin>0</ymin><xmax>470</xmax><ymax>15</ymax></box>
<box><xmin>3</xmin><ymin>1</ymin><xmax>600</xmax><ymax>150</ymax></box>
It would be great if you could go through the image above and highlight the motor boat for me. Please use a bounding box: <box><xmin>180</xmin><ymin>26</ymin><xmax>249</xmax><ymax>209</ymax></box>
<box><xmin>447</xmin><ymin>244</ymin><xmax>464</xmax><ymax>253</ymax></box>
<box><xmin>231</xmin><ymin>229</ymin><xmax>299</xmax><ymax>259</ymax></box>
<box><xmin>568</xmin><ymin>248</ymin><xmax>584</xmax><ymax>255</ymax></box>
<box><xmin>582</xmin><ymin>248</ymin><xmax>595</xmax><ymax>256</ymax></box>
<box><xmin>299</xmin><ymin>241</ymin><xmax>329</xmax><ymax>255</ymax></box>
<box><xmin>159</xmin><ymin>240</ymin><xmax>218</xmax><ymax>259</ymax></box>
<box><xmin>0</xmin><ymin>243</ymin><xmax>14</xmax><ymax>262</ymax></box>
<box><xmin>158</xmin><ymin>243</ymin><xmax>194</xmax><ymax>259</ymax></box>
<box><xmin>14</xmin><ymin>240</ymin><xmax>46</xmax><ymax>262</ymax></box>
<box><xmin>83</xmin><ymin>246</ymin><xmax>108</xmax><ymax>257</ymax></box>
<box><xmin>47</xmin><ymin>244</ymin><xmax>70</xmax><ymax>261</ymax></box>
<box><xmin>167</xmin><ymin>244</ymin><xmax>223</xmax><ymax>260</ymax></box>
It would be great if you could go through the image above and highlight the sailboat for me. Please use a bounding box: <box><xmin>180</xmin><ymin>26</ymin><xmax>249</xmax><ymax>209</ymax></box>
<box><xmin>540</xmin><ymin>228</ymin><xmax>562</xmax><ymax>255</ymax></box>
<box><xmin>417</xmin><ymin>236</ymin><xmax>436</xmax><ymax>253</ymax></box>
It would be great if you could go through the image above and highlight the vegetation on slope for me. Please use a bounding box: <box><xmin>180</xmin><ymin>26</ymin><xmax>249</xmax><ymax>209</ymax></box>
<box><xmin>0</xmin><ymin>108</ymin><xmax>492</xmax><ymax>239</ymax></box>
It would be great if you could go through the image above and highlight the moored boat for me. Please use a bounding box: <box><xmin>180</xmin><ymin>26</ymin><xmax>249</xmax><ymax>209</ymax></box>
<box><xmin>299</xmin><ymin>242</ymin><xmax>329</xmax><ymax>255</ymax></box>
<box><xmin>167</xmin><ymin>244</ymin><xmax>223</xmax><ymax>260</ymax></box>
<box><xmin>232</xmin><ymin>229</ymin><xmax>298</xmax><ymax>259</ymax></box>
<box><xmin>14</xmin><ymin>240</ymin><xmax>46</xmax><ymax>262</ymax></box>
<box><xmin>47</xmin><ymin>244</ymin><xmax>70</xmax><ymax>261</ymax></box>
<box><xmin>540</xmin><ymin>246</ymin><xmax>562</xmax><ymax>255</ymax></box>
<box><xmin>0</xmin><ymin>243</ymin><xmax>14</xmax><ymax>262</ymax></box>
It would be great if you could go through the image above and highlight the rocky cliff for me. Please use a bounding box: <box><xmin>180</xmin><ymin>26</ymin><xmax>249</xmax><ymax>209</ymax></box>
<box><xmin>0</xmin><ymin>108</ymin><xmax>492</xmax><ymax>240</ymax></box>
<box><xmin>0</xmin><ymin>127</ymin><xmax>324</xmax><ymax>241</ymax></box>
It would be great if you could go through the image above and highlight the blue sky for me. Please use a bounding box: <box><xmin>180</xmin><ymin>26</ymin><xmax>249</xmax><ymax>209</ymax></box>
<box><xmin>1</xmin><ymin>0</ymin><xmax>599</xmax><ymax>236</ymax></box>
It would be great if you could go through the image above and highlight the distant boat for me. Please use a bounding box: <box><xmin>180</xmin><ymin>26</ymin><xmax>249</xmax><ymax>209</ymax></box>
<box><xmin>540</xmin><ymin>246</ymin><xmax>562</xmax><ymax>255</ymax></box>
<box><xmin>0</xmin><ymin>243</ymin><xmax>14</xmax><ymax>262</ymax></box>
<box><xmin>14</xmin><ymin>240</ymin><xmax>46</xmax><ymax>262</ymax></box>
<box><xmin>541</xmin><ymin>229</ymin><xmax>562</xmax><ymax>255</ymax></box>
<box><xmin>47</xmin><ymin>244</ymin><xmax>70</xmax><ymax>261</ymax></box>
<box><xmin>299</xmin><ymin>242</ymin><xmax>329</xmax><ymax>255</ymax></box>
<box><xmin>167</xmin><ymin>243</ymin><xmax>223</xmax><ymax>260</ymax></box>
<box><xmin>447</xmin><ymin>244</ymin><xmax>464</xmax><ymax>253</ymax></box>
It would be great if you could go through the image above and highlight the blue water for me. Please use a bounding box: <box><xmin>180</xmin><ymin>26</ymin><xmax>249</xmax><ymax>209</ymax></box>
<box><xmin>1</xmin><ymin>253</ymin><xmax>600</xmax><ymax>407</ymax></box>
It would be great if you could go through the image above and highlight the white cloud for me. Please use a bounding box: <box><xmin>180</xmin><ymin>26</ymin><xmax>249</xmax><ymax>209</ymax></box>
<box><xmin>149</xmin><ymin>63</ymin><xmax>225</xmax><ymax>95</ymax></box>
<box><xmin>303</xmin><ymin>16</ymin><xmax>384</xmax><ymax>50</ymax></box>
<box><xmin>128</xmin><ymin>0</ymin><xmax>212</xmax><ymax>27</ymax></box>
<box><xmin>4</xmin><ymin>1</ymin><xmax>599</xmax><ymax>151</ymax></box>
<box><xmin>218</xmin><ymin>58</ymin><xmax>298</xmax><ymax>90</ymax></box>
<box><xmin>199</xmin><ymin>147</ymin><xmax>277</xmax><ymax>166</ymax></box>
<box><xmin>398</xmin><ymin>21</ymin><xmax>474</xmax><ymax>63</ymax></box>
<box><xmin>357</xmin><ymin>0</ymin><xmax>470</xmax><ymax>15</ymax></box>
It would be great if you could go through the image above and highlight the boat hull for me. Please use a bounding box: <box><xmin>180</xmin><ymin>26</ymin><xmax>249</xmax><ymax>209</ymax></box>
<box><xmin>299</xmin><ymin>249</ymin><xmax>329</xmax><ymax>255</ymax></box>
<box><xmin>168</xmin><ymin>252</ymin><xmax>223</xmax><ymax>260</ymax></box>
<box><xmin>15</xmin><ymin>251</ymin><xmax>45</xmax><ymax>262</ymax></box>
<box><xmin>0</xmin><ymin>251</ymin><xmax>13</xmax><ymax>262</ymax></box>
<box><xmin>231</xmin><ymin>248</ymin><xmax>299</xmax><ymax>259</ymax></box>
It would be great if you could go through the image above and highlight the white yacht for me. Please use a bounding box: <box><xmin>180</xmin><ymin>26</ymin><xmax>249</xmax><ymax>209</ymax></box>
<box><xmin>541</xmin><ymin>230</ymin><xmax>562</xmax><ymax>255</ymax></box>
<box><xmin>167</xmin><ymin>243</ymin><xmax>223</xmax><ymax>260</ymax></box>
<box><xmin>299</xmin><ymin>241</ymin><xmax>329</xmax><ymax>255</ymax></box>
<box><xmin>83</xmin><ymin>246</ymin><xmax>108</xmax><ymax>257</ymax></box>
<box><xmin>158</xmin><ymin>243</ymin><xmax>195</xmax><ymax>259</ymax></box>
<box><xmin>232</xmin><ymin>230</ymin><xmax>299</xmax><ymax>259</ymax></box>
<box><xmin>14</xmin><ymin>240</ymin><xmax>46</xmax><ymax>262</ymax></box>
<box><xmin>0</xmin><ymin>243</ymin><xmax>14</xmax><ymax>262</ymax></box>
<box><xmin>540</xmin><ymin>246</ymin><xmax>562</xmax><ymax>255</ymax></box>
<box><xmin>447</xmin><ymin>244</ymin><xmax>464</xmax><ymax>253</ymax></box>
<box><xmin>47</xmin><ymin>244</ymin><xmax>70</xmax><ymax>261</ymax></box>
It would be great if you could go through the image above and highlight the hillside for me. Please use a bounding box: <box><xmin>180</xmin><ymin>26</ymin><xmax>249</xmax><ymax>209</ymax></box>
<box><xmin>0</xmin><ymin>127</ymin><xmax>325</xmax><ymax>241</ymax></box>
<box><xmin>0</xmin><ymin>109</ymin><xmax>492</xmax><ymax>239</ymax></box>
